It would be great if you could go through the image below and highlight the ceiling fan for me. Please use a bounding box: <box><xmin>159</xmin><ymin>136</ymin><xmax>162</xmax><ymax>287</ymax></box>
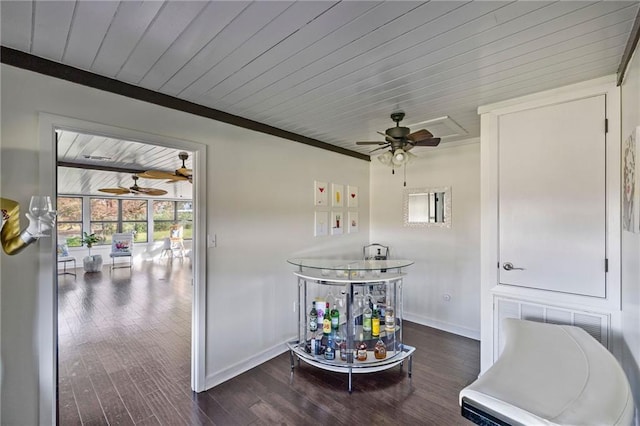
<box><xmin>357</xmin><ymin>112</ymin><xmax>441</xmax><ymax>168</ymax></box>
<box><xmin>98</xmin><ymin>175</ymin><xmax>168</xmax><ymax>196</ymax></box>
<box><xmin>138</xmin><ymin>151</ymin><xmax>192</xmax><ymax>183</ymax></box>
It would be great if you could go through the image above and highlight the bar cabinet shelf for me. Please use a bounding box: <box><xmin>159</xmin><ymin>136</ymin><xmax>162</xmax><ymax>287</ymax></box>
<box><xmin>286</xmin><ymin>258</ymin><xmax>415</xmax><ymax>392</ymax></box>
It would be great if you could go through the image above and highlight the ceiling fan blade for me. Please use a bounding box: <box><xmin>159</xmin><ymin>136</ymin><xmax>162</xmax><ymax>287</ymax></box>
<box><xmin>137</xmin><ymin>187</ymin><xmax>168</xmax><ymax>196</ymax></box>
<box><xmin>138</xmin><ymin>170</ymin><xmax>179</xmax><ymax>180</ymax></box>
<box><xmin>377</xmin><ymin>131</ymin><xmax>401</xmax><ymax>143</ymax></box>
<box><xmin>356</xmin><ymin>141</ymin><xmax>385</xmax><ymax>145</ymax></box>
<box><xmin>176</xmin><ymin>167</ymin><xmax>192</xmax><ymax>177</ymax></box>
<box><xmin>98</xmin><ymin>187</ymin><xmax>131</xmax><ymax>195</ymax></box>
<box><xmin>412</xmin><ymin>137</ymin><xmax>441</xmax><ymax>147</ymax></box>
<box><xmin>369</xmin><ymin>144</ymin><xmax>390</xmax><ymax>153</ymax></box>
<box><xmin>407</xmin><ymin>129</ymin><xmax>433</xmax><ymax>143</ymax></box>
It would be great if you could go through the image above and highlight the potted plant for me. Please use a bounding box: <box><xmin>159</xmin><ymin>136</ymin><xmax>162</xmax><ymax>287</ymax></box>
<box><xmin>82</xmin><ymin>232</ymin><xmax>103</xmax><ymax>272</ymax></box>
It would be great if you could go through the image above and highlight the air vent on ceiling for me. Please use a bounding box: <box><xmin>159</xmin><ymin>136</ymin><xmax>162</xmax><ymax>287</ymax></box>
<box><xmin>83</xmin><ymin>155</ymin><xmax>112</xmax><ymax>161</ymax></box>
<box><xmin>406</xmin><ymin>116</ymin><xmax>467</xmax><ymax>139</ymax></box>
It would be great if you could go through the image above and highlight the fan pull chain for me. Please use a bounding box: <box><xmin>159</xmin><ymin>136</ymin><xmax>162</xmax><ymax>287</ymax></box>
<box><xmin>403</xmin><ymin>163</ymin><xmax>407</xmax><ymax>187</ymax></box>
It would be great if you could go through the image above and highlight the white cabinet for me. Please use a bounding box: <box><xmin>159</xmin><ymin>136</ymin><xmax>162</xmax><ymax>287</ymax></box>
<box><xmin>498</xmin><ymin>95</ymin><xmax>607</xmax><ymax>297</ymax></box>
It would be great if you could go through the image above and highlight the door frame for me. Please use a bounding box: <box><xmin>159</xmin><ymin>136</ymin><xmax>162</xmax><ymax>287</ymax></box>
<box><xmin>478</xmin><ymin>76</ymin><xmax>621</xmax><ymax>374</ymax></box>
<box><xmin>37</xmin><ymin>113</ymin><xmax>207</xmax><ymax>425</ymax></box>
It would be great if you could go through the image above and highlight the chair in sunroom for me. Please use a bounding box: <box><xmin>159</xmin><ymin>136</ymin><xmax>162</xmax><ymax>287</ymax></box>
<box><xmin>109</xmin><ymin>232</ymin><xmax>133</xmax><ymax>272</ymax></box>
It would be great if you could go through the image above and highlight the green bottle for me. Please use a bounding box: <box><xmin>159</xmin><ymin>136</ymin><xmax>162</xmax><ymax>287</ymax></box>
<box><xmin>309</xmin><ymin>301</ymin><xmax>318</xmax><ymax>332</ymax></box>
<box><xmin>330</xmin><ymin>304</ymin><xmax>339</xmax><ymax>331</ymax></box>
<box><xmin>363</xmin><ymin>303</ymin><xmax>372</xmax><ymax>333</ymax></box>
<box><xmin>322</xmin><ymin>302</ymin><xmax>331</xmax><ymax>335</ymax></box>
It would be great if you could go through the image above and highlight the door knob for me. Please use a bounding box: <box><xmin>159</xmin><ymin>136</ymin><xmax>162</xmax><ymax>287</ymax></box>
<box><xmin>503</xmin><ymin>262</ymin><xmax>525</xmax><ymax>271</ymax></box>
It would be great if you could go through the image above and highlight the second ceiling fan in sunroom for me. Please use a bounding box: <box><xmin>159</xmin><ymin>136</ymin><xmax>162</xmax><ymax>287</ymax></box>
<box><xmin>98</xmin><ymin>175</ymin><xmax>168</xmax><ymax>196</ymax></box>
<box><xmin>138</xmin><ymin>151</ymin><xmax>193</xmax><ymax>183</ymax></box>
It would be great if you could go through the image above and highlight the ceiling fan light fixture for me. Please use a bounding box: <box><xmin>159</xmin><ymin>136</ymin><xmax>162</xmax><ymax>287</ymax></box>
<box><xmin>378</xmin><ymin>151</ymin><xmax>393</xmax><ymax>166</ymax></box>
<box><xmin>392</xmin><ymin>148</ymin><xmax>408</xmax><ymax>166</ymax></box>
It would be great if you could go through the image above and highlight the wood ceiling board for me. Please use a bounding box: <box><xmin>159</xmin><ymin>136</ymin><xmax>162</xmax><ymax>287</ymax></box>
<box><xmin>203</xmin><ymin>1</ymin><xmax>380</xmax><ymax>102</ymax></box>
<box><xmin>139</xmin><ymin>1</ymin><xmax>250</xmax><ymax>90</ymax></box>
<box><xmin>160</xmin><ymin>1</ymin><xmax>294</xmax><ymax>96</ymax></box>
<box><xmin>261</xmin><ymin>1</ymin><xmax>590</xmax><ymax>128</ymax></box>
<box><xmin>286</xmin><ymin>53</ymin><xmax>618</xmax><ymax>151</ymax></box>
<box><xmin>312</xmin><ymin>46</ymin><xmax>623</xmax><ymax>147</ymax></box>
<box><xmin>224</xmin><ymin>1</ymin><xmax>456</xmax><ymax>113</ymax></box>
<box><xmin>58</xmin><ymin>167</ymin><xmax>189</xmax><ymax>199</ymax></box>
<box><xmin>0</xmin><ymin>1</ymin><xmax>32</xmax><ymax>51</ymax></box>
<box><xmin>283</xmin><ymin>24</ymin><xmax>632</xmax><ymax>139</ymax></box>
<box><xmin>115</xmin><ymin>1</ymin><xmax>208</xmax><ymax>85</ymax></box>
<box><xmin>185</xmin><ymin>1</ymin><xmax>340</xmax><ymax>101</ymax></box>
<box><xmin>266</xmin><ymin>7</ymin><xmax>632</xmax><ymax>144</ymax></box>
<box><xmin>31</xmin><ymin>1</ymin><xmax>74</xmax><ymax>62</ymax></box>
<box><xmin>63</xmin><ymin>1</ymin><xmax>120</xmax><ymax>70</ymax></box>
<box><xmin>251</xmin><ymin>1</ymin><xmax>586</xmax><ymax>125</ymax></box>
<box><xmin>91</xmin><ymin>1</ymin><xmax>164</xmax><ymax>77</ymax></box>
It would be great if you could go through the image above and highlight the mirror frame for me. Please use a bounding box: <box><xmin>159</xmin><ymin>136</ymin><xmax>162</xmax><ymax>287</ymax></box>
<box><xmin>403</xmin><ymin>186</ymin><xmax>452</xmax><ymax>228</ymax></box>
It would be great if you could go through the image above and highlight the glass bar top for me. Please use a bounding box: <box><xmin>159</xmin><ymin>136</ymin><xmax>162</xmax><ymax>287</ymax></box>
<box><xmin>287</xmin><ymin>258</ymin><xmax>413</xmax><ymax>271</ymax></box>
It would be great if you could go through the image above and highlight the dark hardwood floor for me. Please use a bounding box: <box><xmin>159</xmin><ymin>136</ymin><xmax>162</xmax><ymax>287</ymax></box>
<box><xmin>57</xmin><ymin>261</ymin><xmax>479</xmax><ymax>425</ymax></box>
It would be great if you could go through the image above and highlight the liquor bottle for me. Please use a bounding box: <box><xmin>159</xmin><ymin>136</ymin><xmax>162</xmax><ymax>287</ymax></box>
<box><xmin>374</xmin><ymin>338</ymin><xmax>387</xmax><ymax>359</ymax></box>
<box><xmin>357</xmin><ymin>339</ymin><xmax>368</xmax><ymax>361</ymax></box>
<box><xmin>322</xmin><ymin>302</ymin><xmax>331</xmax><ymax>335</ymax></box>
<box><xmin>385</xmin><ymin>304</ymin><xmax>395</xmax><ymax>334</ymax></box>
<box><xmin>310</xmin><ymin>332</ymin><xmax>317</xmax><ymax>355</ymax></box>
<box><xmin>309</xmin><ymin>301</ymin><xmax>318</xmax><ymax>332</ymax></box>
<box><xmin>324</xmin><ymin>334</ymin><xmax>335</xmax><ymax>360</ymax></box>
<box><xmin>339</xmin><ymin>332</ymin><xmax>348</xmax><ymax>361</ymax></box>
<box><xmin>363</xmin><ymin>303</ymin><xmax>372</xmax><ymax>333</ymax></box>
<box><xmin>371</xmin><ymin>303</ymin><xmax>380</xmax><ymax>337</ymax></box>
<box><xmin>330</xmin><ymin>303</ymin><xmax>339</xmax><ymax>331</ymax></box>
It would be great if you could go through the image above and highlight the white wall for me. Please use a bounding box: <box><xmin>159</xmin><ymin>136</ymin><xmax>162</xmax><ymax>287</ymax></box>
<box><xmin>0</xmin><ymin>64</ymin><xmax>370</xmax><ymax>424</ymax></box>
<box><xmin>370</xmin><ymin>142</ymin><xmax>481</xmax><ymax>338</ymax></box>
<box><xmin>620</xmin><ymin>44</ymin><xmax>640</xmax><ymax>418</ymax></box>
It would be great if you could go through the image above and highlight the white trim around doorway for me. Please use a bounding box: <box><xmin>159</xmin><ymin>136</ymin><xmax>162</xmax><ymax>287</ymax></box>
<box><xmin>38</xmin><ymin>113</ymin><xmax>207</xmax><ymax>425</ymax></box>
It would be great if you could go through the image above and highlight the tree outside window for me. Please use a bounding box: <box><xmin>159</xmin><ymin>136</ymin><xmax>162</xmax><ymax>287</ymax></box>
<box><xmin>153</xmin><ymin>200</ymin><xmax>192</xmax><ymax>240</ymax></box>
<box><xmin>90</xmin><ymin>198</ymin><xmax>149</xmax><ymax>244</ymax></box>
<box><xmin>56</xmin><ymin>197</ymin><xmax>83</xmax><ymax>246</ymax></box>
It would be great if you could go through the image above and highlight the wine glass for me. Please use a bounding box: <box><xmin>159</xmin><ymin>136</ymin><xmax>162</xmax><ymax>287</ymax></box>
<box><xmin>29</xmin><ymin>195</ymin><xmax>53</xmax><ymax>237</ymax></box>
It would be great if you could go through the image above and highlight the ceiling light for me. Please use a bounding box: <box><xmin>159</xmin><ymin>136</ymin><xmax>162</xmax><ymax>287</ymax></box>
<box><xmin>392</xmin><ymin>149</ymin><xmax>408</xmax><ymax>166</ymax></box>
<box><xmin>378</xmin><ymin>151</ymin><xmax>393</xmax><ymax>166</ymax></box>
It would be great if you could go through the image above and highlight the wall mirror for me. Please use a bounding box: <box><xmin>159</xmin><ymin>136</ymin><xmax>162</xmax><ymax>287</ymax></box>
<box><xmin>403</xmin><ymin>187</ymin><xmax>451</xmax><ymax>228</ymax></box>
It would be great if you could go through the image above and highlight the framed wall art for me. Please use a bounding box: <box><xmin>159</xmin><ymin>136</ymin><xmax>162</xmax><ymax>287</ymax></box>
<box><xmin>348</xmin><ymin>211</ymin><xmax>359</xmax><ymax>233</ymax></box>
<box><xmin>332</xmin><ymin>183</ymin><xmax>344</xmax><ymax>207</ymax></box>
<box><xmin>347</xmin><ymin>185</ymin><xmax>358</xmax><ymax>208</ymax></box>
<box><xmin>314</xmin><ymin>181</ymin><xmax>328</xmax><ymax>206</ymax></box>
<box><xmin>314</xmin><ymin>211</ymin><xmax>329</xmax><ymax>237</ymax></box>
<box><xmin>623</xmin><ymin>127</ymin><xmax>640</xmax><ymax>233</ymax></box>
<box><xmin>331</xmin><ymin>211</ymin><xmax>343</xmax><ymax>235</ymax></box>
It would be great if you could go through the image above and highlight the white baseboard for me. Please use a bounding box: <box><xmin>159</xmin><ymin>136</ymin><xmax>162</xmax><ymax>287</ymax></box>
<box><xmin>404</xmin><ymin>312</ymin><xmax>480</xmax><ymax>340</ymax></box>
<box><xmin>204</xmin><ymin>338</ymin><xmax>293</xmax><ymax>390</ymax></box>
<box><xmin>203</xmin><ymin>318</ymin><xmax>479</xmax><ymax>391</ymax></box>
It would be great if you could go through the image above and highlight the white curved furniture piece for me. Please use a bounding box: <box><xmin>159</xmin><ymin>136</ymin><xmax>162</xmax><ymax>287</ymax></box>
<box><xmin>460</xmin><ymin>319</ymin><xmax>634</xmax><ymax>426</ymax></box>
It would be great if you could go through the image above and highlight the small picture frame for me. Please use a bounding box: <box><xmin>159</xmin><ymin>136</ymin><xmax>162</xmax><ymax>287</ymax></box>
<box><xmin>332</xmin><ymin>183</ymin><xmax>344</xmax><ymax>207</ymax></box>
<box><xmin>331</xmin><ymin>211</ymin><xmax>343</xmax><ymax>235</ymax></box>
<box><xmin>314</xmin><ymin>181</ymin><xmax>328</xmax><ymax>206</ymax></box>
<box><xmin>347</xmin><ymin>185</ymin><xmax>358</xmax><ymax>208</ymax></box>
<box><xmin>314</xmin><ymin>211</ymin><xmax>329</xmax><ymax>237</ymax></box>
<box><xmin>348</xmin><ymin>211</ymin><xmax>359</xmax><ymax>233</ymax></box>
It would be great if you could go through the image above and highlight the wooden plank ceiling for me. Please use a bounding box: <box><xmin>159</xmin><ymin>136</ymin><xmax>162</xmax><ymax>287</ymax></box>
<box><xmin>2</xmin><ymin>1</ymin><xmax>638</xmax><ymax>195</ymax></box>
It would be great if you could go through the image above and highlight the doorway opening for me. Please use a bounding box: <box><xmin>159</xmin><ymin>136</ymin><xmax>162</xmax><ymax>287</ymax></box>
<box><xmin>37</xmin><ymin>114</ymin><xmax>207</xmax><ymax>424</ymax></box>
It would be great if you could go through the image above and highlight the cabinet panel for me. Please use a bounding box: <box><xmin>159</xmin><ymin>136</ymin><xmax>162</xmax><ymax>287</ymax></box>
<box><xmin>498</xmin><ymin>95</ymin><xmax>606</xmax><ymax>297</ymax></box>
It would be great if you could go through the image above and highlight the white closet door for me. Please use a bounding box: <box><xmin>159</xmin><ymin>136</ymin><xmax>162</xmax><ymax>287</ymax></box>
<box><xmin>498</xmin><ymin>95</ymin><xmax>606</xmax><ymax>297</ymax></box>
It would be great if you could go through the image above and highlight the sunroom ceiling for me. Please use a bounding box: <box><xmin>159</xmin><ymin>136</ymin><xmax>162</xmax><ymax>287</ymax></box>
<box><xmin>2</xmin><ymin>1</ymin><xmax>638</xmax><ymax>159</ymax></box>
<box><xmin>57</xmin><ymin>130</ymin><xmax>192</xmax><ymax>199</ymax></box>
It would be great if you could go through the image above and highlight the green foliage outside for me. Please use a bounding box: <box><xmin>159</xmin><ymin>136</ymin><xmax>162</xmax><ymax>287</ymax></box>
<box><xmin>57</xmin><ymin>196</ymin><xmax>192</xmax><ymax>246</ymax></box>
